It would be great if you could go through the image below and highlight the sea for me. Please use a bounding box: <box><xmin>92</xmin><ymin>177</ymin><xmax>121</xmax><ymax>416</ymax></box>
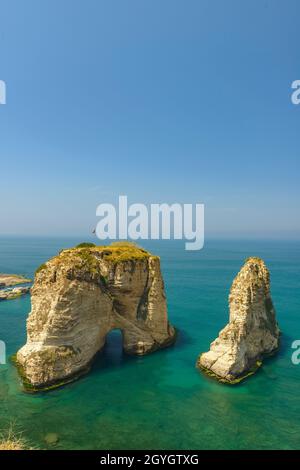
<box><xmin>0</xmin><ymin>236</ymin><xmax>299</xmax><ymax>450</ymax></box>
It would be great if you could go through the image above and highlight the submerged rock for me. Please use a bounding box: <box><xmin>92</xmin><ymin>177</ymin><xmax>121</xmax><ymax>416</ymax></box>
<box><xmin>44</xmin><ymin>433</ymin><xmax>59</xmax><ymax>446</ymax></box>
<box><xmin>197</xmin><ymin>257</ymin><xmax>280</xmax><ymax>384</ymax></box>
<box><xmin>16</xmin><ymin>242</ymin><xmax>176</xmax><ymax>391</ymax></box>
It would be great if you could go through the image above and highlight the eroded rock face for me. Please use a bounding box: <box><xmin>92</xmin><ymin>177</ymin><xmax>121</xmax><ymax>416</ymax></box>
<box><xmin>197</xmin><ymin>257</ymin><xmax>280</xmax><ymax>383</ymax></box>
<box><xmin>16</xmin><ymin>243</ymin><xmax>176</xmax><ymax>390</ymax></box>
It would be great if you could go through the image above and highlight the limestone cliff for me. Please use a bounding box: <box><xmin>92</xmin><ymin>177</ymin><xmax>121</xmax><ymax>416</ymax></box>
<box><xmin>197</xmin><ymin>257</ymin><xmax>280</xmax><ymax>384</ymax></box>
<box><xmin>16</xmin><ymin>242</ymin><xmax>176</xmax><ymax>391</ymax></box>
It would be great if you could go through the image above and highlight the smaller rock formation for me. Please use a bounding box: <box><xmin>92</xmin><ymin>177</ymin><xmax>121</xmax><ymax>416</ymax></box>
<box><xmin>197</xmin><ymin>257</ymin><xmax>280</xmax><ymax>384</ymax></box>
<box><xmin>16</xmin><ymin>242</ymin><xmax>176</xmax><ymax>391</ymax></box>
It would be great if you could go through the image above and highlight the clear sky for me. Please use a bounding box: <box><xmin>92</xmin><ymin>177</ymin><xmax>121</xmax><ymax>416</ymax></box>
<box><xmin>0</xmin><ymin>0</ymin><xmax>299</xmax><ymax>238</ymax></box>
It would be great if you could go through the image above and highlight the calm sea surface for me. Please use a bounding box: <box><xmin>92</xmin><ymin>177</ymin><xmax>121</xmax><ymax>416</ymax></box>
<box><xmin>0</xmin><ymin>237</ymin><xmax>299</xmax><ymax>449</ymax></box>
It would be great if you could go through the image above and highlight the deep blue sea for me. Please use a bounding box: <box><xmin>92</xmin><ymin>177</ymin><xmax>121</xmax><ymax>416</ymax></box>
<box><xmin>0</xmin><ymin>236</ymin><xmax>299</xmax><ymax>450</ymax></box>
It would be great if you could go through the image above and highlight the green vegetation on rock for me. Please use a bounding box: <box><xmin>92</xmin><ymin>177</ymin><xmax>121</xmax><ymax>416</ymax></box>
<box><xmin>35</xmin><ymin>263</ymin><xmax>47</xmax><ymax>275</ymax></box>
<box><xmin>75</xmin><ymin>242</ymin><xmax>96</xmax><ymax>248</ymax></box>
<box><xmin>68</xmin><ymin>241</ymin><xmax>155</xmax><ymax>264</ymax></box>
<box><xmin>95</xmin><ymin>242</ymin><xmax>153</xmax><ymax>263</ymax></box>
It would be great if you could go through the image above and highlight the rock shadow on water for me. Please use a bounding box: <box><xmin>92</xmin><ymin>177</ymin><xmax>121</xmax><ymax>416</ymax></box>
<box><xmin>91</xmin><ymin>329</ymin><xmax>133</xmax><ymax>372</ymax></box>
<box><xmin>90</xmin><ymin>327</ymin><xmax>178</xmax><ymax>377</ymax></box>
<box><xmin>173</xmin><ymin>328</ymin><xmax>194</xmax><ymax>350</ymax></box>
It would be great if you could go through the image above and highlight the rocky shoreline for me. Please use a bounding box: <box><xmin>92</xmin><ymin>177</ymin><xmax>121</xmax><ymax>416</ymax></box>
<box><xmin>0</xmin><ymin>273</ymin><xmax>32</xmax><ymax>288</ymax></box>
<box><xmin>0</xmin><ymin>274</ymin><xmax>32</xmax><ymax>301</ymax></box>
<box><xmin>0</xmin><ymin>286</ymin><xmax>31</xmax><ymax>301</ymax></box>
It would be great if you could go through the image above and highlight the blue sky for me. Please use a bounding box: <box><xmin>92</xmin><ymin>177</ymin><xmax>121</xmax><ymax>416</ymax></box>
<box><xmin>0</xmin><ymin>0</ymin><xmax>299</xmax><ymax>238</ymax></box>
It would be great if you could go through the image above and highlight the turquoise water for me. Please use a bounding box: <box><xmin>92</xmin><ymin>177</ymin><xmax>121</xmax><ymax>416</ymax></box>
<box><xmin>0</xmin><ymin>237</ymin><xmax>300</xmax><ymax>450</ymax></box>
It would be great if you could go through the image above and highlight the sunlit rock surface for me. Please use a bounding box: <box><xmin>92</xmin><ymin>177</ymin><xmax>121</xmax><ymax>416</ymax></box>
<box><xmin>197</xmin><ymin>257</ymin><xmax>280</xmax><ymax>384</ymax></box>
<box><xmin>16</xmin><ymin>243</ymin><xmax>176</xmax><ymax>391</ymax></box>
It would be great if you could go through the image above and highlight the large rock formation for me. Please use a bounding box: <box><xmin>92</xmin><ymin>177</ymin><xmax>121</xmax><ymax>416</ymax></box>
<box><xmin>197</xmin><ymin>257</ymin><xmax>280</xmax><ymax>384</ymax></box>
<box><xmin>16</xmin><ymin>242</ymin><xmax>176</xmax><ymax>391</ymax></box>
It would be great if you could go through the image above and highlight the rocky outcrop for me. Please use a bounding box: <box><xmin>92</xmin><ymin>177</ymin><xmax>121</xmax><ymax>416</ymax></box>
<box><xmin>0</xmin><ymin>274</ymin><xmax>31</xmax><ymax>287</ymax></box>
<box><xmin>0</xmin><ymin>273</ymin><xmax>32</xmax><ymax>301</ymax></box>
<box><xmin>0</xmin><ymin>286</ymin><xmax>31</xmax><ymax>301</ymax></box>
<box><xmin>16</xmin><ymin>242</ymin><xmax>176</xmax><ymax>391</ymax></box>
<box><xmin>197</xmin><ymin>257</ymin><xmax>280</xmax><ymax>384</ymax></box>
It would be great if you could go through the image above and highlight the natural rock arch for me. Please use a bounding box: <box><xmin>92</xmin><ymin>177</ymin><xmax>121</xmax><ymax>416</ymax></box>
<box><xmin>16</xmin><ymin>243</ymin><xmax>176</xmax><ymax>391</ymax></box>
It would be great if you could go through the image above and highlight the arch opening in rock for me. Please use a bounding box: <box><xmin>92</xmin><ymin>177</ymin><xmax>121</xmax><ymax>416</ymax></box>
<box><xmin>101</xmin><ymin>328</ymin><xmax>125</xmax><ymax>366</ymax></box>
